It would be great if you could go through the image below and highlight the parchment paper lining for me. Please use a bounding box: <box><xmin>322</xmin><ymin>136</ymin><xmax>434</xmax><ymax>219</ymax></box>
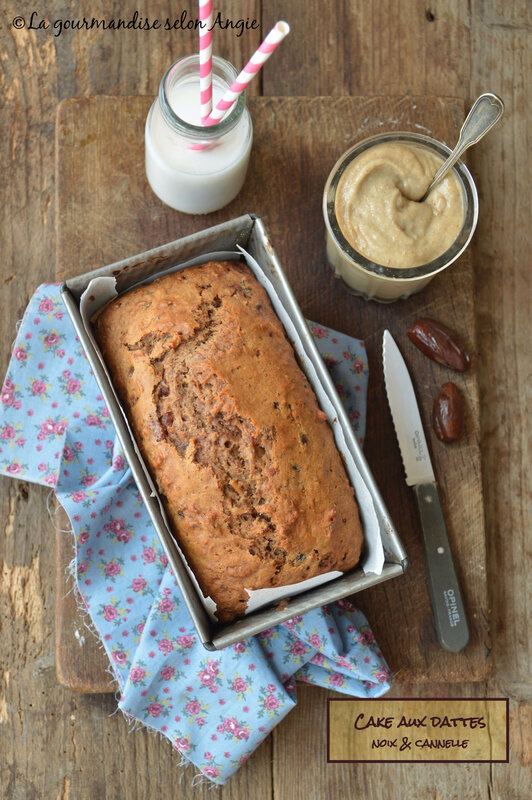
<box><xmin>79</xmin><ymin>249</ymin><xmax>384</xmax><ymax>620</ymax></box>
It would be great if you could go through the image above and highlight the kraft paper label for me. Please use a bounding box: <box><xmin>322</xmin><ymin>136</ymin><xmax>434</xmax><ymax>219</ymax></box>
<box><xmin>328</xmin><ymin>699</ymin><xmax>508</xmax><ymax>762</ymax></box>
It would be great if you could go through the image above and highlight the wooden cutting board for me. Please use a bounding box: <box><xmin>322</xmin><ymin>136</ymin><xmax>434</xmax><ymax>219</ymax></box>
<box><xmin>54</xmin><ymin>95</ymin><xmax>489</xmax><ymax>692</ymax></box>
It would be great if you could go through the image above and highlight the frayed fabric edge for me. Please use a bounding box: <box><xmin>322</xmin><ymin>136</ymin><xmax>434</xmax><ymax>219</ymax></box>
<box><xmin>49</xmin><ymin>488</ymin><xmax>227</xmax><ymax>786</ymax></box>
<box><xmin>48</xmin><ymin>488</ymin><xmax>123</xmax><ymax>691</ymax></box>
<box><xmin>118</xmin><ymin>702</ymin><xmax>224</xmax><ymax>789</ymax></box>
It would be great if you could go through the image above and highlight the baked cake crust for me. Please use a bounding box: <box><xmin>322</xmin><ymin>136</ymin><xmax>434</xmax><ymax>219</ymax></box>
<box><xmin>93</xmin><ymin>261</ymin><xmax>364</xmax><ymax>621</ymax></box>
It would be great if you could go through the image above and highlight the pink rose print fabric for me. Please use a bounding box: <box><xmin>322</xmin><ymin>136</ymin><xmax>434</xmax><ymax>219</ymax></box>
<box><xmin>0</xmin><ymin>285</ymin><xmax>388</xmax><ymax>785</ymax></box>
<box><xmin>307</xmin><ymin>321</ymin><xmax>368</xmax><ymax>445</ymax></box>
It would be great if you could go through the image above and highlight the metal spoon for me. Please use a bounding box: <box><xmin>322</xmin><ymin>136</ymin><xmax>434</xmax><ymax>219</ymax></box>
<box><xmin>419</xmin><ymin>92</ymin><xmax>504</xmax><ymax>201</ymax></box>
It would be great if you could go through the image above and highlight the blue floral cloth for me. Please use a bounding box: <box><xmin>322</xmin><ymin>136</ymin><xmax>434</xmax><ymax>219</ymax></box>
<box><xmin>0</xmin><ymin>284</ymin><xmax>390</xmax><ymax>784</ymax></box>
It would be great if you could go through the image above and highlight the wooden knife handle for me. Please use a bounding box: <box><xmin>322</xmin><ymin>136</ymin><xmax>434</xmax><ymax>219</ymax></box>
<box><xmin>413</xmin><ymin>482</ymin><xmax>470</xmax><ymax>653</ymax></box>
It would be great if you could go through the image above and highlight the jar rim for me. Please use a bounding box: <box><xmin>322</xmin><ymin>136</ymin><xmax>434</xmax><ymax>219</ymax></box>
<box><xmin>323</xmin><ymin>131</ymin><xmax>479</xmax><ymax>280</ymax></box>
<box><xmin>159</xmin><ymin>54</ymin><xmax>247</xmax><ymax>141</ymax></box>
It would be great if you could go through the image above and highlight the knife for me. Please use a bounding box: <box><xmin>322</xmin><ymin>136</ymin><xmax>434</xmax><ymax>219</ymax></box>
<box><xmin>382</xmin><ymin>330</ymin><xmax>469</xmax><ymax>653</ymax></box>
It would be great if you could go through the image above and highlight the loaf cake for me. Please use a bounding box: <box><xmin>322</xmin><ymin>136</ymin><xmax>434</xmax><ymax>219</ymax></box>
<box><xmin>93</xmin><ymin>261</ymin><xmax>364</xmax><ymax>621</ymax></box>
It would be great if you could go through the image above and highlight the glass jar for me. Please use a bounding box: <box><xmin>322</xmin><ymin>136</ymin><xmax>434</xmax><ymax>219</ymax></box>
<box><xmin>323</xmin><ymin>132</ymin><xmax>479</xmax><ymax>302</ymax></box>
<box><xmin>145</xmin><ymin>55</ymin><xmax>253</xmax><ymax>214</ymax></box>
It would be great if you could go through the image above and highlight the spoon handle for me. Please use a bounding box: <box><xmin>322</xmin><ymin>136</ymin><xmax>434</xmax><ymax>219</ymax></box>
<box><xmin>425</xmin><ymin>92</ymin><xmax>504</xmax><ymax>197</ymax></box>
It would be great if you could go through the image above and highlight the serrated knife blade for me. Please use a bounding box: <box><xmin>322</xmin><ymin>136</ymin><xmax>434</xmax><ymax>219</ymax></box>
<box><xmin>382</xmin><ymin>330</ymin><xmax>469</xmax><ymax>653</ymax></box>
<box><xmin>383</xmin><ymin>330</ymin><xmax>435</xmax><ymax>486</ymax></box>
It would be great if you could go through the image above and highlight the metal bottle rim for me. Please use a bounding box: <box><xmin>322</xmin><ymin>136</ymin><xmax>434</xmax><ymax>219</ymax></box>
<box><xmin>158</xmin><ymin>54</ymin><xmax>247</xmax><ymax>141</ymax></box>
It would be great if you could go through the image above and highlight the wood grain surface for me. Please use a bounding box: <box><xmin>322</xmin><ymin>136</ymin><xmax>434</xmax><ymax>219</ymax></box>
<box><xmin>54</xmin><ymin>93</ymin><xmax>489</xmax><ymax>692</ymax></box>
<box><xmin>0</xmin><ymin>2</ymin><xmax>530</xmax><ymax>799</ymax></box>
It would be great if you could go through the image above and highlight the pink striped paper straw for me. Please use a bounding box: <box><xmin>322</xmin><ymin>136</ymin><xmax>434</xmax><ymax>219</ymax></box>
<box><xmin>204</xmin><ymin>21</ymin><xmax>290</xmax><ymax>126</ymax></box>
<box><xmin>198</xmin><ymin>0</ymin><xmax>213</xmax><ymax>124</ymax></box>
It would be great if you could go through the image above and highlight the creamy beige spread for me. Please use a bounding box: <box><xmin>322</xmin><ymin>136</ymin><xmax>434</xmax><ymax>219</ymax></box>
<box><xmin>335</xmin><ymin>142</ymin><xmax>465</xmax><ymax>268</ymax></box>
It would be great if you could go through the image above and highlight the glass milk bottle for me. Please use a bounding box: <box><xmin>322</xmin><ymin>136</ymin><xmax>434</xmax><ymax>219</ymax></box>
<box><xmin>145</xmin><ymin>55</ymin><xmax>253</xmax><ymax>214</ymax></box>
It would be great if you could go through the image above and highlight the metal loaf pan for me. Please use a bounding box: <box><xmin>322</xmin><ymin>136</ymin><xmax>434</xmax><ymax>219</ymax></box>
<box><xmin>61</xmin><ymin>214</ymin><xmax>408</xmax><ymax>650</ymax></box>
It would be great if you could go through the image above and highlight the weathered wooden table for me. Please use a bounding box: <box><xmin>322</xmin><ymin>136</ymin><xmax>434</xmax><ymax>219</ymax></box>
<box><xmin>0</xmin><ymin>2</ymin><xmax>530</xmax><ymax>799</ymax></box>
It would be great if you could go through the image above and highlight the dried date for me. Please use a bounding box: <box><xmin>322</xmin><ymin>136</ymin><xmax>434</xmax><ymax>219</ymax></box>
<box><xmin>433</xmin><ymin>382</ymin><xmax>464</xmax><ymax>442</ymax></box>
<box><xmin>407</xmin><ymin>317</ymin><xmax>470</xmax><ymax>371</ymax></box>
